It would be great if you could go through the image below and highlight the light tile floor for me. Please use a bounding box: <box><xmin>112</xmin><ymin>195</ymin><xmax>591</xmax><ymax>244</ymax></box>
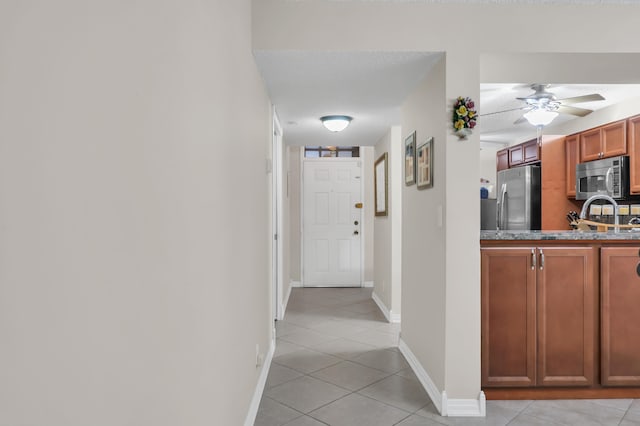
<box><xmin>254</xmin><ymin>288</ymin><xmax>640</xmax><ymax>426</ymax></box>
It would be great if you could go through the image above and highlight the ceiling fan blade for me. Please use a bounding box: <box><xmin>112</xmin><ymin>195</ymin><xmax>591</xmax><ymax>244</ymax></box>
<box><xmin>479</xmin><ymin>106</ymin><xmax>527</xmax><ymax>117</ymax></box>
<box><xmin>513</xmin><ymin>116</ymin><xmax>528</xmax><ymax>125</ymax></box>
<box><xmin>558</xmin><ymin>94</ymin><xmax>605</xmax><ymax>105</ymax></box>
<box><xmin>557</xmin><ymin>105</ymin><xmax>594</xmax><ymax>117</ymax></box>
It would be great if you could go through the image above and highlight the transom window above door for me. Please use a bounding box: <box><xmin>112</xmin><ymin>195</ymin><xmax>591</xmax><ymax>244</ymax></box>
<box><xmin>304</xmin><ymin>146</ymin><xmax>360</xmax><ymax>158</ymax></box>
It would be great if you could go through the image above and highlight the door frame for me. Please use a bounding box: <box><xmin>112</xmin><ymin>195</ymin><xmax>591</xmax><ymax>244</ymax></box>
<box><xmin>272</xmin><ymin>109</ymin><xmax>284</xmax><ymax>320</ymax></box>
<box><xmin>300</xmin><ymin>155</ymin><xmax>365</xmax><ymax>288</ymax></box>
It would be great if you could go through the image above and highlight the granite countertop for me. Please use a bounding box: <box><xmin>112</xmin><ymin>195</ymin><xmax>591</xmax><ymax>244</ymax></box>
<box><xmin>481</xmin><ymin>229</ymin><xmax>640</xmax><ymax>241</ymax></box>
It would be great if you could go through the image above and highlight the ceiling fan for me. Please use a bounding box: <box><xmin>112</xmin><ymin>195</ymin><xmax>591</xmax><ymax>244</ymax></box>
<box><xmin>484</xmin><ymin>84</ymin><xmax>606</xmax><ymax>126</ymax></box>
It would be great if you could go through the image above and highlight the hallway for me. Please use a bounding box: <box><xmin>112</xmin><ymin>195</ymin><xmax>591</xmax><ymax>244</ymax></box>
<box><xmin>254</xmin><ymin>288</ymin><xmax>640</xmax><ymax>426</ymax></box>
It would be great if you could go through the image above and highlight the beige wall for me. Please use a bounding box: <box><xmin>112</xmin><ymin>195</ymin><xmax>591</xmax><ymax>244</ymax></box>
<box><xmin>401</xmin><ymin>55</ymin><xmax>448</xmax><ymax>390</ymax></box>
<box><xmin>287</xmin><ymin>146</ymin><xmax>301</xmax><ymax>284</ymax></box>
<box><xmin>373</xmin><ymin>131</ymin><xmax>393</xmax><ymax>309</ymax></box>
<box><xmin>373</xmin><ymin>127</ymin><xmax>402</xmax><ymax>318</ymax></box>
<box><xmin>362</xmin><ymin>146</ymin><xmax>375</xmax><ymax>283</ymax></box>
<box><xmin>0</xmin><ymin>2</ymin><xmax>272</xmax><ymax>425</ymax></box>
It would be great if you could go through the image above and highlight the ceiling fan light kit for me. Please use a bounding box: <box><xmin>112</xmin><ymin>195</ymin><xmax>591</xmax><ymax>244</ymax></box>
<box><xmin>523</xmin><ymin>108</ymin><xmax>559</xmax><ymax>127</ymax></box>
<box><xmin>320</xmin><ymin>115</ymin><xmax>352</xmax><ymax>132</ymax></box>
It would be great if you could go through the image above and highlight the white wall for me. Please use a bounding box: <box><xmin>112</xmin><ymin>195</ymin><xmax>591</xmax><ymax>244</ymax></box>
<box><xmin>479</xmin><ymin>145</ymin><xmax>501</xmax><ymax>198</ymax></box>
<box><xmin>0</xmin><ymin>2</ymin><xmax>272</xmax><ymax>425</ymax></box>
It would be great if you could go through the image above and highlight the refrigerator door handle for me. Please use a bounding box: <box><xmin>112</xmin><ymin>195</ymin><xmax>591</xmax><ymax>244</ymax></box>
<box><xmin>498</xmin><ymin>183</ymin><xmax>507</xmax><ymax>230</ymax></box>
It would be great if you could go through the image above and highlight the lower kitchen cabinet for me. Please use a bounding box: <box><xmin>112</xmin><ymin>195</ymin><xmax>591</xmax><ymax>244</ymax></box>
<box><xmin>601</xmin><ymin>247</ymin><xmax>640</xmax><ymax>386</ymax></box>
<box><xmin>481</xmin><ymin>248</ymin><xmax>536</xmax><ymax>387</ymax></box>
<box><xmin>481</xmin><ymin>246</ymin><xmax>597</xmax><ymax>388</ymax></box>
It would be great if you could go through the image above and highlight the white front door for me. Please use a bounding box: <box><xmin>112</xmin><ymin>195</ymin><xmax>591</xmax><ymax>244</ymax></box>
<box><xmin>303</xmin><ymin>159</ymin><xmax>362</xmax><ymax>287</ymax></box>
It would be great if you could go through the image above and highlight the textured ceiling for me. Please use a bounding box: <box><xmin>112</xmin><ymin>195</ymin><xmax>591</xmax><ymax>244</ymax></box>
<box><xmin>480</xmin><ymin>83</ymin><xmax>640</xmax><ymax>145</ymax></box>
<box><xmin>254</xmin><ymin>51</ymin><xmax>640</xmax><ymax>148</ymax></box>
<box><xmin>254</xmin><ymin>51</ymin><xmax>442</xmax><ymax>146</ymax></box>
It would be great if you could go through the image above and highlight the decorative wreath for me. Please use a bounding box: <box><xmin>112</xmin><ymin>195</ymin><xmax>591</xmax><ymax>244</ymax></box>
<box><xmin>453</xmin><ymin>97</ymin><xmax>477</xmax><ymax>132</ymax></box>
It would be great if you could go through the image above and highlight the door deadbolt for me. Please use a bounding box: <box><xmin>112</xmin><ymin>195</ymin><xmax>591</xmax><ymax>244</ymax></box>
<box><xmin>354</xmin><ymin>220</ymin><xmax>359</xmax><ymax>225</ymax></box>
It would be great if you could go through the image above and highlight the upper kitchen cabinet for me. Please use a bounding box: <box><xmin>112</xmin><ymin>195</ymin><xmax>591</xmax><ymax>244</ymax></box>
<box><xmin>565</xmin><ymin>134</ymin><xmax>580</xmax><ymax>198</ymax></box>
<box><xmin>498</xmin><ymin>139</ymin><xmax>540</xmax><ymax>171</ymax></box>
<box><xmin>628</xmin><ymin>115</ymin><xmax>640</xmax><ymax>194</ymax></box>
<box><xmin>509</xmin><ymin>144</ymin><xmax>524</xmax><ymax>167</ymax></box>
<box><xmin>523</xmin><ymin>139</ymin><xmax>540</xmax><ymax>164</ymax></box>
<box><xmin>579</xmin><ymin>120</ymin><xmax>627</xmax><ymax>162</ymax></box>
<box><xmin>497</xmin><ymin>148</ymin><xmax>509</xmax><ymax>171</ymax></box>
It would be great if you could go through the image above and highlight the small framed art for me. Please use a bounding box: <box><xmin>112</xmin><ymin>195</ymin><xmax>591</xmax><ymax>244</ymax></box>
<box><xmin>404</xmin><ymin>131</ymin><xmax>416</xmax><ymax>186</ymax></box>
<box><xmin>417</xmin><ymin>137</ymin><xmax>433</xmax><ymax>189</ymax></box>
<box><xmin>374</xmin><ymin>152</ymin><xmax>388</xmax><ymax>216</ymax></box>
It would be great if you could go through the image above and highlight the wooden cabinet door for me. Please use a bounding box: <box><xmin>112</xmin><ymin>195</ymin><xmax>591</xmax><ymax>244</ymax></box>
<box><xmin>497</xmin><ymin>149</ymin><xmax>509</xmax><ymax>171</ymax></box>
<box><xmin>536</xmin><ymin>247</ymin><xmax>596</xmax><ymax>387</ymax></box>
<box><xmin>565</xmin><ymin>135</ymin><xmax>580</xmax><ymax>198</ymax></box>
<box><xmin>509</xmin><ymin>145</ymin><xmax>524</xmax><ymax>167</ymax></box>
<box><xmin>601</xmin><ymin>247</ymin><xmax>640</xmax><ymax>386</ymax></box>
<box><xmin>580</xmin><ymin>128</ymin><xmax>603</xmax><ymax>162</ymax></box>
<box><xmin>628</xmin><ymin>115</ymin><xmax>640</xmax><ymax>194</ymax></box>
<box><xmin>601</xmin><ymin>120</ymin><xmax>627</xmax><ymax>158</ymax></box>
<box><xmin>481</xmin><ymin>248</ymin><xmax>536</xmax><ymax>387</ymax></box>
<box><xmin>523</xmin><ymin>139</ymin><xmax>540</xmax><ymax>164</ymax></box>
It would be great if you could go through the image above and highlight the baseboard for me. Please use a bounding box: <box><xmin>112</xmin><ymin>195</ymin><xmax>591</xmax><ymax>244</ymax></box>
<box><xmin>446</xmin><ymin>391</ymin><xmax>486</xmax><ymax>417</ymax></box>
<box><xmin>398</xmin><ymin>338</ymin><xmax>445</xmax><ymax>415</ymax></box>
<box><xmin>363</xmin><ymin>281</ymin><xmax>374</xmax><ymax>288</ymax></box>
<box><xmin>280</xmin><ymin>283</ymin><xmax>293</xmax><ymax>319</ymax></box>
<box><xmin>371</xmin><ymin>291</ymin><xmax>391</xmax><ymax>322</ymax></box>
<box><xmin>371</xmin><ymin>291</ymin><xmax>400</xmax><ymax>324</ymax></box>
<box><xmin>243</xmin><ymin>339</ymin><xmax>275</xmax><ymax>426</ymax></box>
<box><xmin>398</xmin><ymin>339</ymin><xmax>485</xmax><ymax>417</ymax></box>
<box><xmin>290</xmin><ymin>280</ymin><xmax>302</xmax><ymax>288</ymax></box>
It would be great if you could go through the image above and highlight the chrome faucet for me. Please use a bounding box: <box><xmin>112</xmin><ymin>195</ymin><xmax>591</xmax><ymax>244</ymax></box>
<box><xmin>579</xmin><ymin>194</ymin><xmax>619</xmax><ymax>231</ymax></box>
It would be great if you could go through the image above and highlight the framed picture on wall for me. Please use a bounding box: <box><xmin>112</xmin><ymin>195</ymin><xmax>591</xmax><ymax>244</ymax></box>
<box><xmin>404</xmin><ymin>131</ymin><xmax>416</xmax><ymax>186</ymax></box>
<box><xmin>374</xmin><ymin>152</ymin><xmax>388</xmax><ymax>216</ymax></box>
<box><xmin>417</xmin><ymin>137</ymin><xmax>434</xmax><ymax>189</ymax></box>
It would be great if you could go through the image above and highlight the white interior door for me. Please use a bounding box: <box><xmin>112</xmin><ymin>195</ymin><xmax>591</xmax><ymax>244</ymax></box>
<box><xmin>303</xmin><ymin>159</ymin><xmax>362</xmax><ymax>287</ymax></box>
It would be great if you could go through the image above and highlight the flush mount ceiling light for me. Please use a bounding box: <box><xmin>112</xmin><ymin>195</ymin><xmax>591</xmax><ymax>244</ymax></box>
<box><xmin>523</xmin><ymin>108</ymin><xmax>559</xmax><ymax>127</ymax></box>
<box><xmin>320</xmin><ymin>115</ymin><xmax>352</xmax><ymax>132</ymax></box>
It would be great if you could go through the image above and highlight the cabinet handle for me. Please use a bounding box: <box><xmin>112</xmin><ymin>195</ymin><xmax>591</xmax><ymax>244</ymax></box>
<box><xmin>540</xmin><ymin>249</ymin><xmax>545</xmax><ymax>270</ymax></box>
<box><xmin>531</xmin><ymin>249</ymin><xmax>536</xmax><ymax>270</ymax></box>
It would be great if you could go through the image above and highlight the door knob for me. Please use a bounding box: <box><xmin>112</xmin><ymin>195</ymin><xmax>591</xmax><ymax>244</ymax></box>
<box><xmin>353</xmin><ymin>230</ymin><xmax>359</xmax><ymax>235</ymax></box>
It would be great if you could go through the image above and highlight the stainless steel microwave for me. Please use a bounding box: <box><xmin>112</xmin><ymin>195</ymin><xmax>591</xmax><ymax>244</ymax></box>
<box><xmin>575</xmin><ymin>155</ymin><xmax>629</xmax><ymax>200</ymax></box>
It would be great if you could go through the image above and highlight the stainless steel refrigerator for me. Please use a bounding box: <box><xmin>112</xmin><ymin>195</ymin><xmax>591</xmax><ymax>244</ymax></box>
<box><xmin>496</xmin><ymin>165</ymin><xmax>541</xmax><ymax>230</ymax></box>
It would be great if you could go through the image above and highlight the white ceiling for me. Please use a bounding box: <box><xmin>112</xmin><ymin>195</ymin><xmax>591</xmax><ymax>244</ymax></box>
<box><xmin>253</xmin><ymin>51</ymin><xmax>640</xmax><ymax>149</ymax></box>
<box><xmin>253</xmin><ymin>51</ymin><xmax>442</xmax><ymax>146</ymax></box>
<box><xmin>480</xmin><ymin>83</ymin><xmax>640</xmax><ymax>146</ymax></box>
